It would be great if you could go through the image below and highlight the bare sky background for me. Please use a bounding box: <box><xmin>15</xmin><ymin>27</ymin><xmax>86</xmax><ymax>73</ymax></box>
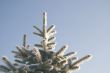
<box><xmin>0</xmin><ymin>0</ymin><xmax>110</xmax><ymax>73</ymax></box>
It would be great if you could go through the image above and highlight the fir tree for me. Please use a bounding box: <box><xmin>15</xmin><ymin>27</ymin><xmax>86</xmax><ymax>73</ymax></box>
<box><xmin>0</xmin><ymin>12</ymin><xmax>92</xmax><ymax>73</ymax></box>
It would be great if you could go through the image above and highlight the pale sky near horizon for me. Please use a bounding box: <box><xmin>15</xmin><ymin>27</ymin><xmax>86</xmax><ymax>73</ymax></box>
<box><xmin>0</xmin><ymin>0</ymin><xmax>110</xmax><ymax>73</ymax></box>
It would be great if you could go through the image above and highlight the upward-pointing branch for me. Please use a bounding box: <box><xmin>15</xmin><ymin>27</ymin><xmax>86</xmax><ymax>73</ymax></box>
<box><xmin>23</xmin><ymin>34</ymin><xmax>29</xmax><ymax>49</ymax></box>
<box><xmin>43</xmin><ymin>12</ymin><xmax>47</xmax><ymax>38</ymax></box>
<box><xmin>34</xmin><ymin>12</ymin><xmax>56</xmax><ymax>51</ymax></box>
<box><xmin>23</xmin><ymin>34</ymin><xmax>27</xmax><ymax>47</ymax></box>
<box><xmin>43</xmin><ymin>12</ymin><xmax>48</xmax><ymax>51</ymax></box>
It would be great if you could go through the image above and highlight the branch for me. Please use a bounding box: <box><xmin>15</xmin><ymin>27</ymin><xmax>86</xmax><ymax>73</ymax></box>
<box><xmin>56</xmin><ymin>45</ymin><xmax>68</xmax><ymax>56</ymax></box>
<box><xmin>71</xmin><ymin>55</ymin><xmax>92</xmax><ymax>67</ymax></box>
<box><xmin>2</xmin><ymin>57</ymin><xmax>16</xmax><ymax>71</ymax></box>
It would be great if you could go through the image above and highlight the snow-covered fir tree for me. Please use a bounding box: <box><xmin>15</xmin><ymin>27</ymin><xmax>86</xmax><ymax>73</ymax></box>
<box><xmin>0</xmin><ymin>12</ymin><xmax>92</xmax><ymax>73</ymax></box>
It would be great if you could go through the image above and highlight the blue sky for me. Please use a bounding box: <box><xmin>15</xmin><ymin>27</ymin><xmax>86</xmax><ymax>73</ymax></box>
<box><xmin>0</xmin><ymin>0</ymin><xmax>110</xmax><ymax>73</ymax></box>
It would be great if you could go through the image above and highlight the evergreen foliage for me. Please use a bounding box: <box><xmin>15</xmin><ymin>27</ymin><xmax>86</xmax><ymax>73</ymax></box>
<box><xmin>0</xmin><ymin>12</ymin><xmax>92</xmax><ymax>73</ymax></box>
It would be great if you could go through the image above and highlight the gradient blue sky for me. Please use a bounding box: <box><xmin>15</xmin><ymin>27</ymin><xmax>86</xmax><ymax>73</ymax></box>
<box><xmin>0</xmin><ymin>0</ymin><xmax>110</xmax><ymax>73</ymax></box>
